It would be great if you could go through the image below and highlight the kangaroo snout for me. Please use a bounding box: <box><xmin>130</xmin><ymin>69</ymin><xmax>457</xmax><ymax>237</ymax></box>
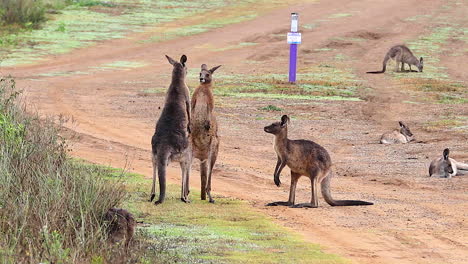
<box><xmin>200</xmin><ymin>78</ymin><xmax>205</xmax><ymax>83</ymax></box>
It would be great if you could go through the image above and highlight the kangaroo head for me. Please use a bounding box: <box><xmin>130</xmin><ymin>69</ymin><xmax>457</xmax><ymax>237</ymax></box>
<box><xmin>442</xmin><ymin>148</ymin><xmax>454</xmax><ymax>176</ymax></box>
<box><xmin>418</xmin><ymin>57</ymin><xmax>423</xmax><ymax>72</ymax></box>
<box><xmin>165</xmin><ymin>54</ymin><xmax>187</xmax><ymax>75</ymax></box>
<box><xmin>264</xmin><ymin>115</ymin><xmax>289</xmax><ymax>135</ymax></box>
<box><xmin>398</xmin><ymin>121</ymin><xmax>414</xmax><ymax>141</ymax></box>
<box><xmin>199</xmin><ymin>64</ymin><xmax>221</xmax><ymax>84</ymax></box>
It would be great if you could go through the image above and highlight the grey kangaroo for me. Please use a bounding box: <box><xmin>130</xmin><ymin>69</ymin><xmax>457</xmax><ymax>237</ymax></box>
<box><xmin>380</xmin><ymin>121</ymin><xmax>414</xmax><ymax>144</ymax></box>
<box><xmin>367</xmin><ymin>45</ymin><xmax>423</xmax><ymax>74</ymax></box>
<box><xmin>191</xmin><ymin>64</ymin><xmax>221</xmax><ymax>203</ymax></box>
<box><xmin>150</xmin><ymin>55</ymin><xmax>192</xmax><ymax>205</ymax></box>
<box><xmin>429</xmin><ymin>148</ymin><xmax>468</xmax><ymax>178</ymax></box>
<box><xmin>264</xmin><ymin>115</ymin><xmax>373</xmax><ymax>208</ymax></box>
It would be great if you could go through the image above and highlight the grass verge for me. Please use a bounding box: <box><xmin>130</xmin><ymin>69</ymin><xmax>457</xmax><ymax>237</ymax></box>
<box><xmin>98</xmin><ymin>166</ymin><xmax>349</xmax><ymax>264</ymax></box>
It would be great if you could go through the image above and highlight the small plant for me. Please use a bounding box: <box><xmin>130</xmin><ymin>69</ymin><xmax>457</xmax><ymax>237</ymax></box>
<box><xmin>55</xmin><ymin>21</ymin><xmax>66</xmax><ymax>32</ymax></box>
<box><xmin>0</xmin><ymin>0</ymin><xmax>46</xmax><ymax>28</ymax></box>
<box><xmin>260</xmin><ymin>105</ymin><xmax>283</xmax><ymax>111</ymax></box>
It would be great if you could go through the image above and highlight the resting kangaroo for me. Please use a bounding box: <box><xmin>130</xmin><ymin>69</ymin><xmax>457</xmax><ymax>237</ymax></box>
<box><xmin>191</xmin><ymin>64</ymin><xmax>221</xmax><ymax>203</ymax></box>
<box><xmin>367</xmin><ymin>45</ymin><xmax>423</xmax><ymax>74</ymax></box>
<box><xmin>429</xmin><ymin>148</ymin><xmax>468</xmax><ymax>178</ymax></box>
<box><xmin>150</xmin><ymin>55</ymin><xmax>192</xmax><ymax>205</ymax></box>
<box><xmin>380</xmin><ymin>121</ymin><xmax>414</xmax><ymax>144</ymax></box>
<box><xmin>264</xmin><ymin>115</ymin><xmax>373</xmax><ymax>208</ymax></box>
<box><xmin>104</xmin><ymin>208</ymin><xmax>135</xmax><ymax>249</ymax></box>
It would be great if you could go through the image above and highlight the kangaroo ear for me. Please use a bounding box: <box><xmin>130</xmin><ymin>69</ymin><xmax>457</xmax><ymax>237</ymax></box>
<box><xmin>209</xmin><ymin>65</ymin><xmax>222</xmax><ymax>74</ymax></box>
<box><xmin>398</xmin><ymin>121</ymin><xmax>405</xmax><ymax>128</ymax></box>
<box><xmin>420</xmin><ymin>57</ymin><xmax>423</xmax><ymax>64</ymax></box>
<box><xmin>280</xmin><ymin>115</ymin><xmax>289</xmax><ymax>126</ymax></box>
<box><xmin>201</xmin><ymin>64</ymin><xmax>208</xmax><ymax>70</ymax></box>
<box><xmin>180</xmin><ymin>55</ymin><xmax>187</xmax><ymax>66</ymax></box>
<box><xmin>443</xmin><ymin>148</ymin><xmax>450</xmax><ymax>160</ymax></box>
<box><xmin>165</xmin><ymin>55</ymin><xmax>177</xmax><ymax>65</ymax></box>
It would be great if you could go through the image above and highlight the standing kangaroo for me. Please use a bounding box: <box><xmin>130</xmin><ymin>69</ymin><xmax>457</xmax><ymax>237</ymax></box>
<box><xmin>380</xmin><ymin>121</ymin><xmax>414</xmax><ymax>144</ymax></box>
<box><xmin>150</xmin><ymin>55</ymin><xmax>192</xmax><ymax>205</ymax></box>
<box><xmin>190</xmin><ymin>64</ymin><xmax>221</xmax><ymax>203</ymax></box>
<box><xmin>429</xmin><ymin>148</ymin><xmax>468</xmax><ymax>178</ymax></box>
<box><xmin>264</xmin><ymin>115</ymin><xmax>373</xmax><ymax>208</ymax></box>
<box><xmin>367</xmin><ymin>45</ymin><xmax>423</xmax><ymax>74</ymax></box>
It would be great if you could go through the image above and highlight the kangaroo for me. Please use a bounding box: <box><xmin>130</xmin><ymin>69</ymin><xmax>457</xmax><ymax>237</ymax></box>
<box><xmin>380</xmin><ymin>121</ymin><xmax>414</xmax><ymax>144</ymax></box>
<box><xmin>150</xmin><ymin>55</ymin><xmax>192</xmax><ymax>205</ymax></box>
<box><xmin>367</xmin><ymin>45</ymin><xmax>423</xmax><ymax>74</ymax></box>
<box><xmin>264</xmin><ymin>115</ymin><xmax>373</xmax><ymax>208</ymax></box>
<box><xmin>104</xmin><ymin>208</ymin><xmax>135</xmax><ymax>249</ymax></box>
<box><xmin>429</xmin><ymin>148</ymin><xmax>468</xmax><ymax>178</ymax></box>
<box><xmin>190</xmin><ymin>64</ymin><xmax>221</xmax><ymax>203</ymax></box>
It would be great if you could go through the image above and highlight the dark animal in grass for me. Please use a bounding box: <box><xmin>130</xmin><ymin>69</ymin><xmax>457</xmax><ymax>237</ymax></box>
<box><xmin>190</xmin><ymin>64</ymin><xmax>221</xmax><ymax>203</ymax></box>
<box><xmin>150</xmin><ymin>55</ymin><xmax>192</xmax><ymax>205</ymax></box>
<box><xmin>264</xmin><ymin>115</ymin><xmax>373</xmax><ymax>208</ymax></box>
<box><xmin>104</xmin><ymin>208</ymin><xmax>135</xmax><ymax>248</ymax></box>
<box><xmin>367</xmin><ymin>45</ymin><xmax>423</xmax><ymax>74</ymax></box>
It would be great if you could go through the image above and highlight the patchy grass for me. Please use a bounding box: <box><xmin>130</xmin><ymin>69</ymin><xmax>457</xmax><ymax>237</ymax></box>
<box><xmin>328</xmin><ymin>13</ymin><xmax>352</xmax><ymax>19</ymax></box>
<box><xmin>259</xmin><ymin>104</ymin><xmax>283</xmax><ymax>111</ymax></box>
<box><xmin>143</xmin><ymin>63</ymin><xmax>365</xmax><ymax>101</ymax></box>
<box><xmin>98</xmin><ymin>167</ymin><xmax>349</xmax><ymax>264</ymax></box>
<box><xmin>0</xmin><ymin>0</ymin><xmax>309</xmax><ymax>66</ymax></box>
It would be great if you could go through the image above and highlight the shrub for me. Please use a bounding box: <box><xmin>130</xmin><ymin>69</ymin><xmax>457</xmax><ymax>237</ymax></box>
<box><xmin>0</xmin><ymin>77</ymin><xmax>126</xmax><ymax>263</ymax></box>
<box><xmin>0</xmin><ymin>0</ymin><xmax>46</xmax><ymax>28</ymax></box>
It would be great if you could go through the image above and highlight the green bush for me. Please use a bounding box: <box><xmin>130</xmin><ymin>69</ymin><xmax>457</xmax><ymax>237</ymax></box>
<box><xmin>0</xmin><ymin>0</ymin><xmax>46</xmax><ymax>27</ymax></box>
<box><xmin>0</xmin><ymin>77</ymin><xmax>126</xmax><ymax>263</ymax></box>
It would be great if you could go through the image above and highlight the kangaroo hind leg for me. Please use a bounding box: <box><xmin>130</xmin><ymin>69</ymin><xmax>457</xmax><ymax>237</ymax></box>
<box><xmin>267</xmin><ymin>171</ymin><xmax>300</xmax><ymax>206</ymax></box>
<box><xmin>291</xmin><ymin>168</ymin><xmax>319</xmax><ymax>208</ymax></box>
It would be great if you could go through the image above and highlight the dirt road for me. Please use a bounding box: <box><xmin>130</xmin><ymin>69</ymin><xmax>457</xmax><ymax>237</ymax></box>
<box><xmin>5</xmin><ymin>0</ymin><xmax>467</xmax><ymax>263</ymax></box>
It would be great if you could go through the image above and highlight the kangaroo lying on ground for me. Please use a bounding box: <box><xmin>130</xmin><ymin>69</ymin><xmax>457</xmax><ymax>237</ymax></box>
<box><xmin>191</xmin><ymin>64</ymin><xmax>221</xmax><ymax>203</ymax></box>
<box><xmin>104</xmin><ymin>208</ymin><xmax>135</xmax><ymax>248</ymax></box>
<box><xmin>150</xmin><ymin>55</ymin><xmax>192</xmax><ymax>205</ymax></box>
<box><xmin>380</xmin><ymin>121</ymin><xmax>414</xmax><ymax>144</ymax></box>
<box><xmin>264</xmin><ymin>115</ymin><xmax>373</xmax><ymax>208</ymax></box>
<box><xmin>367</xmin><ymin>45</ymin><xmax>423</xmax><ymax>74</ymax></box>
<box><xmin>429</xmin><ymin>148</ymin><xmax>468</xmax><ymax>178</ymax></box>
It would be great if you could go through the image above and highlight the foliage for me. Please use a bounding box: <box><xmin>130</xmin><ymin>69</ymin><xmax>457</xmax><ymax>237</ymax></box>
<box><xmin>0</xmin><ymin>77</ymin><xmax>126</xmax><ymax>263</ymax></box>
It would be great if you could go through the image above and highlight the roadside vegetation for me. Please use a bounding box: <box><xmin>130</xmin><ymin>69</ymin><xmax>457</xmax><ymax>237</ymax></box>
<box><xmin>0</xmin><ymin>77</ymin><xmax>127</xmax><ymax>263</ymax></box>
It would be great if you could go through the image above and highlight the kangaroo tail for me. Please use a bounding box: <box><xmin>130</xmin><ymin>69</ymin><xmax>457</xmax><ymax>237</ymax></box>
<box><xmin>200</xmin><ymin>161</ymin><xmax>208</xmax><ymax>200</ymax></box>
<box><xmin>366</xmin><ymin>54</ymin><xmax>389</xmax><ymax>74</ymax></box>
<box><xmin>156</xmin><ymin>152</ymin><xmax>169</xmax><ymax>203</ymax></box>
<box><xmin>321</xmin><ymin>171</ymin><xmax>373</xmax><ymax>206</ymax></box>
<box><xmin>456</xmin><ymin>161</ymin><xmax>468</xmax><ymax>170</ymax></box>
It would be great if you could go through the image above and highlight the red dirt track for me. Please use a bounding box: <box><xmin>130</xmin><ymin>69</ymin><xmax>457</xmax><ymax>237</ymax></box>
<box><xmin>4</xmin><ymin>0</ymin><xmax>467</xmax><ymax>263</ymax></box>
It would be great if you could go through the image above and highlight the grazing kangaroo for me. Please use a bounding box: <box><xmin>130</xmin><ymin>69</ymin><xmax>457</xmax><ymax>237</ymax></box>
<box><xmin>264</xmin><ymin>115</ymin><xmax>373</xmax><ymax>208</ymax></box>
<box><xmin>104</xmin><ymin>208</ymin><xmax>135</xmax><ymax>248</ymax></box>
<box><xmin>380</xmin><ymin>121</ymin><xmax>414</xmax><ymax>144</ymax></box>
<box><xmin>367</xmin><ymin>45</ymin><xmax>423</xmax><ymax>74</ymax></box>
<box><xmin>191</xmin><ymin>64</ymin><xmax>221</xmax><ymax>203</ymax></box>
<box><xmin>150</xmin><ymin>55</ymin><xmax>192</xmax><ymax>205</ymax></box>
<box><xmin>429</xmin><ymin>148</ymin><xmax>468</xmax><ymax>178</ymax></box>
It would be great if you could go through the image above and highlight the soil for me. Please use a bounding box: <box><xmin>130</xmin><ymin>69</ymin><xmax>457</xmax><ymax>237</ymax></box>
<box><xmin>4</xmin><ymin>0</ymin><xmax>467</xmax><ymax>263</ymax></box>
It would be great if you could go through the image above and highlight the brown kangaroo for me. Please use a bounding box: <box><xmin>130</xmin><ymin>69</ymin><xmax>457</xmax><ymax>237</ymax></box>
<box><xmin>264</xmin><ymin>115</ymin><xmax>373</xmax><ymax>208</ymax></box>
<box><xmin>191</xmin><ymin>64</ymin><xmax>221</xmax><ymax>203</ymax></box>
<box><xmin>367</xmin><ymin>45</ymin><xmax>423</xmax><ymax>74</ymax></box>
<box><xmin>150</xmin><ymin>55</ymin><xmax>192</xmax><ymax>205</ymax></box>
<box><xmin>429</xmin><ymin>148</ymin><xmax>468</xmax><ymax>178</ymax></box>
<box><xmin>104</xmin><ymin>208</ymin><xmax>135</xmax><ymax>249</ymax></box>
<box><xmin>380</xmin><ymin>121</ymin><xmax>414</xmax><ymax>144</ymax></box>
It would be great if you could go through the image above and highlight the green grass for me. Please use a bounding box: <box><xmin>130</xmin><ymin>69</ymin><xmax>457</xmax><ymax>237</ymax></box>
<box><xmin>0</xmin><ymin>0</ymin><xmax>300</xmax><ymax>66</ymax></box>
<box><xmin>100</xmin><ymin>167</ymin><xmax>349</xmax><ymax>264</ymax></box>
<box><xmin>260</xmin><ymin>105</ymin><xmax>283</xmax><ymax>111</ymax></box>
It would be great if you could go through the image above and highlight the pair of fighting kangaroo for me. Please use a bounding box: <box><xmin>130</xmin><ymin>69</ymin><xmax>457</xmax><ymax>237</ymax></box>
<box><xmin>149</xmin><ymin>55</ymin><xmax>373</xmax><ymax>208</ymax></box>
<box><xmin>149</xmin><ymin>55</ymin><xmax>220</xmax><ymax>205</ymax></box>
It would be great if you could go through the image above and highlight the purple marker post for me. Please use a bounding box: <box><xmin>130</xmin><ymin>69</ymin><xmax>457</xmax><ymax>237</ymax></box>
<box><xmin>287</xmin><ymin>13</ymin><xmax>301</xmax><ymax>84</ymax></box>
